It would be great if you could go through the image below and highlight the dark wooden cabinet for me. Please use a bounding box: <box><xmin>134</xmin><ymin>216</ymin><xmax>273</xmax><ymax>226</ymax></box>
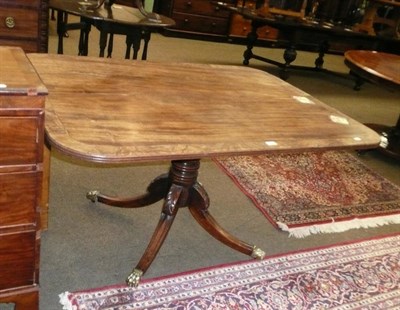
<box><xmin>155</xmin><ymin>0</ymin><xmax>278</xmax><ymax>41</ymax></box>
<box><xmin>0</xmin><ymin>0</ymin><xmax>49</xmax><ymax>53</ymax></box>
<box><xmin>155</xmin><ymin>0</ymin><xmax>398</xmax><ymax>54</ymax></box>
<box><xmin>157</xmin><ymin>0</ymin><xmax>235</xmax><ymax>38</ymax></box>
<box><xmin>0</xmin><ymin>47</ymin><xmax>47</xmax><ymax>310</ymax></box>
<box><xmin>229</xmin><ymin>0</ymin><xmax>279</xmax><ymax>41</ymax></box>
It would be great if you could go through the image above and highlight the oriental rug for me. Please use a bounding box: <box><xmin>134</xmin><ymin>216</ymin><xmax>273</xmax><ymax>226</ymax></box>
<box><xmin>214</xmin><ymin>151</ymin><xmax>400</xmax><ymax>238</ymax></box>
<box><xmin>60</xmin><ymin>234</ymin><xmax>400</xmax><ymax>310</ymax></box>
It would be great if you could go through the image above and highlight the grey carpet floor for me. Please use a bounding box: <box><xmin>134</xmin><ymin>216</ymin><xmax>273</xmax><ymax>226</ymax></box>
<box><xmin>28</xmin><ymin>16</ymin><xmax>400</xmax><ymax>309</ymax></box>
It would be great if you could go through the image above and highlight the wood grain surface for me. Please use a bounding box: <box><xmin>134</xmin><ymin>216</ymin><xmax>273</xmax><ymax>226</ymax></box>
<box><xmin>0</xmin><ymin>47</ymin><xmax>47</xmax><ymax>95</ymax></box>
<box><xmin>27</xmin><ymin>53</ymin><xmax>380</xmax><ymax>163</ymax></box>
<box><xmin>345</xmin><ymin>50</ymin><xmax>400</xmax><ymax>88</ymax></box>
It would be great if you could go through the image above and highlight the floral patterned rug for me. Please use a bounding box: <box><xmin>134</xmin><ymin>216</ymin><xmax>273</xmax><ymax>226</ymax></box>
<box><xmin>60</xmin><ymin>234</ymin><xmax>400</xmax><ymax>309</ymax></box>
<box><xmin>214</xmin><ymin>151</ymin><xmax>400</xmax><ymax>237</ymax></box>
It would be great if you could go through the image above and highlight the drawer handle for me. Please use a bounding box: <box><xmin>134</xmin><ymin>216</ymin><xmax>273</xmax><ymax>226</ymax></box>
<box><xmin>5</xmin><ymin>16</ymin><xmax>16</xmax><ymax>28</ymax></box>
<box><xmin>186</xmin><ymin>1</ymin><xmax>192</xmax><ymax>6</ymax></box>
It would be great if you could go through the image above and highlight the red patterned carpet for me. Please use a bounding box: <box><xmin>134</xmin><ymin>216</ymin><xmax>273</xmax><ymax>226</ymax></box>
<box><xmin>60</xmin><ymin>234</ymin><xmax>400</xmax><ymax>309</ymax></box>
<box><xmin>215</xmin><ymin>151</ymin><xmax>400</xmax><ymax>237</ymax></box>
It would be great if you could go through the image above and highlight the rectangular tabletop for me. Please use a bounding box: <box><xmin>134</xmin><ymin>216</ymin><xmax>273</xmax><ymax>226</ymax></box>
<box><xmin>27</xmin><ymin>53</ymin><xmax>380</xmax><ymax>163</ymax></box>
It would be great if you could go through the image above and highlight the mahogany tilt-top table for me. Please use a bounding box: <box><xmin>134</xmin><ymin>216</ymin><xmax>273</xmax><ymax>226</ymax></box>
<box><xmin>27</xmin><ymin>53</ymin><xmax>380</xmax><ymax>287</ymax></box>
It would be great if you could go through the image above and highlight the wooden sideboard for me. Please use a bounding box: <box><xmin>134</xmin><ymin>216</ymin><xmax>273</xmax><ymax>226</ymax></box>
<box><xmin>156</xmin><ymin>0</ymin><xmax>235</xmax><ymax>38</ymax></box>
<box><xmin>0</xmin><ymin>47</ymin><xmax>47</xmax><ymax>309</ymax></box>
<box><xmin>156</xmin><ymin>0</ymin><xmax>399</xmax><ymax>55</ymax></box>
<box><xmin>0</xmin><ymin>0</ymin><xmax>49</xmax><ymax>53</ymax></box>
<box><xmin>229</xmin><ymin>0</ymin><xmax>279</xmax><ymax>41</ymax></box>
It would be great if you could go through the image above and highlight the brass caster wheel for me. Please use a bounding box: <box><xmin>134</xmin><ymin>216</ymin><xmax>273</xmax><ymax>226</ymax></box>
<box><xmin>251</xmin><ymin>246</ymin><xmax>266</xmax><ymax>260</ymax></box>
<box><xmin>86</xmin><ymin>190</ymin><xmax>99</xmax><ymax>203</ymax></box>
<box><xmin>126</xmin><ymin>268</ymin><xmax>143</xmax><ymax>287</ymax></box>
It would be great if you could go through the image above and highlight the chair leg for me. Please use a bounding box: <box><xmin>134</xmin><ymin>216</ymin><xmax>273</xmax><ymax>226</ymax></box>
<box><xmin>99</xmin><ymin>31</ymin><xmax>108</xmax><ymax>57</ymax></box>
<box><xmin>125</xmin><ymin>29</ymin><xmax>142</xmax><ymax>60</ymax></box>
<box><xmin>141</xmin><ymin>29</ymin><xmax>151</xmax><ymax>60</ymax></box>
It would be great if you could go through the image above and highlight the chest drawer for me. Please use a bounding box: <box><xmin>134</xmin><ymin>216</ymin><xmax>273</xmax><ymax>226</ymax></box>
<box><xmin>0</xmin><ymin>94</ymin><xmax>45</xmax><ymax>110</ymax></box>
<box><xmin>0</xmin><ymin>7</ymin><xmax>39</xmax><ymax>38</ymax></box>
<box><xmin>0</xmin><ymin>171</ymin><xmax>40</xmax><ymax>228</ymax></box>
<box><xmin>230</xmin><ymin>14</ymin><xmax>279</xmax><ymax>40</ymax></box>
<box><xmin>172</xmin><ymin>12</ymin><xmax>229</xmax><ymax>35</ymax></box>
<box><xmin>0</xmin><ymin>38</ymin><xmax>38</xmax><ymax>53</ymax></box>
<box><xmin>173</xmin><ymin>0</ymin><xmax>230</xmax><ymax>18</ymax></box>
<box><xmin>0</xmin><ymin>231</ymin><xmax>36</xmax><ymax>290</ymax></box>
<box><xmin>0</xmin><ymin>117</ymin><xmax>41</xmax><ymax>165</ymax></box>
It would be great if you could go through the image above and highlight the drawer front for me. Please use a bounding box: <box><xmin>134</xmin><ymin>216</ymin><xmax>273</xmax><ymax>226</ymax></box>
<box><xmin>0</xmin><ymin>38</ymin><xmax>39</xmax><ymax>53</ymax></box>
<box><xmin>172</xmin><ymin>12</ymin><xmax>229</xmax><ymax>35</ymax></box>
<box><xmin>0</xmin><ymin>7</ymin><xmax>39</xmax><ymax>39</ymax></box>
<box><xmin>229</xmin><ymin>14</ymin><xmax>279</xmax><ymax>40</ymax></box>
<box><xmin>0</xmin><ymin>95</ymin><xmax>45</xmax><ymax>110</ymax></box>
<box><xmin>0</xmin><ymin>117</ymin><xmax>40</xmax><ymax>165</ymax></box>
<box><xmin>173</xmin><ymin>0</ymin><xmax>230</xmax><ymax>18</ymax></box>
<box><xmin>0</xmin><ymin>231</ymin><xmax>36</xmax><ymax>290</ymax></box>
<box><xmin>0</xmin><ymin>171</ymin><xmax>39</xmax><ymax>227</ymax></box>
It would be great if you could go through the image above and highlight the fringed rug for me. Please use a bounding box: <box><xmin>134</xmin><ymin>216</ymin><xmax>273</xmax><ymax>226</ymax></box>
<box><xmin>60</xmin><ymin>234</ymin><xmax>400</xmax><ymax>310</ymax></box>
<box><xmin>214</xmin><ymin>151</ymin><xmax>400</xmax><ymax>238</ymax></box>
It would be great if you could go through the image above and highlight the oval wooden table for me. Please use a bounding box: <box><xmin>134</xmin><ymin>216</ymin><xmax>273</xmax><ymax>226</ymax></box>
<box><xmin>345</xmin><ymin>50</ymin><xmax>400</xmax><ymax>160</ymax></box>
<box><xmin>50</xmin><ymin>0</ymin><xmax>175</xmax><ymax>59</ymax></box>
<box><xmin>27</xmin><ymin>53</ymin><xmax>380</xmax><ymax>287</ymax></box>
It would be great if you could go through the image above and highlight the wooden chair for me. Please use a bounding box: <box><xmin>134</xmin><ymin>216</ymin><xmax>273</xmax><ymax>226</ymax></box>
<box><xmin>353</xmin><ymin>0</ymin><xmax>400</xmax><ymax>38</ymax></box>
<box><xmin>51</xmin><ymin>0</ymin><xmax>152</xmax><ymax>59</ymax></box>
<box><xmin>100</xmin><ymin>0</ymin><xmax>158</xmax><ymax>60</ymax></box>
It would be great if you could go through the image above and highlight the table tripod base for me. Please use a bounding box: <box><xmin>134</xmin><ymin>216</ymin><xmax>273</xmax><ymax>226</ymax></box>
<box><xmin>87</xmin><ymin>159</ymin><xmax>265</xmax><ymax>287</ymax></box>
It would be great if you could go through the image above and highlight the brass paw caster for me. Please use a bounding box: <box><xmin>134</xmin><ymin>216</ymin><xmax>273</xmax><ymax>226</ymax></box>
<box><xmin>126</xmin><ymin>268</ymin><xmax>143</xmax><ymax>287</ymax></box>
<box><xmin>86</xmin><ymin>190</ymin><xmax>99</xmax><ymax>203</ymax></box>
<box><xmin>251</xmin><ymin>246</ymin><xmax>266</xmax><ymax>260</ymax></box>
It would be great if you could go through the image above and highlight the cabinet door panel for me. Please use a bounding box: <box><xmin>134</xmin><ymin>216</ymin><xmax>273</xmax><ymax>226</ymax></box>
<box><xmin>0</xmin><ymin>231</ymin><xmax>36</xmax><ymax>290</ymax></box>
<box><xmin>0</xmin><ymin>117</ymin><xmax>39</xmax><ymax>165</ymax></box>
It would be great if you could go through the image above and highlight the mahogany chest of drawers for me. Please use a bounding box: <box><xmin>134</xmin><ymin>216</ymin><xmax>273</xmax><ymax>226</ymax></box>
<box><xmin>0</xmin><ymin>47</ymin><xmax>47</xmax><ymax>309</ymax></box>
<box><xmin>157</xmin><ymin>0</ymin><xmax>235</xmax><ymax>37</ymax></box>
<box><xmin>155</xmin><ymin>0</ymin><xmax>279</xmax><ymax>42</ymax></box>
<box><xmin>229</xmin><ymin>0</ymin><xmax>279</xmax><ymax>41</ymax></box>
<box><xmin>0</xmin><ymin>0</ymin><xmax>48</xmax><ymax>53</ymax></box>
